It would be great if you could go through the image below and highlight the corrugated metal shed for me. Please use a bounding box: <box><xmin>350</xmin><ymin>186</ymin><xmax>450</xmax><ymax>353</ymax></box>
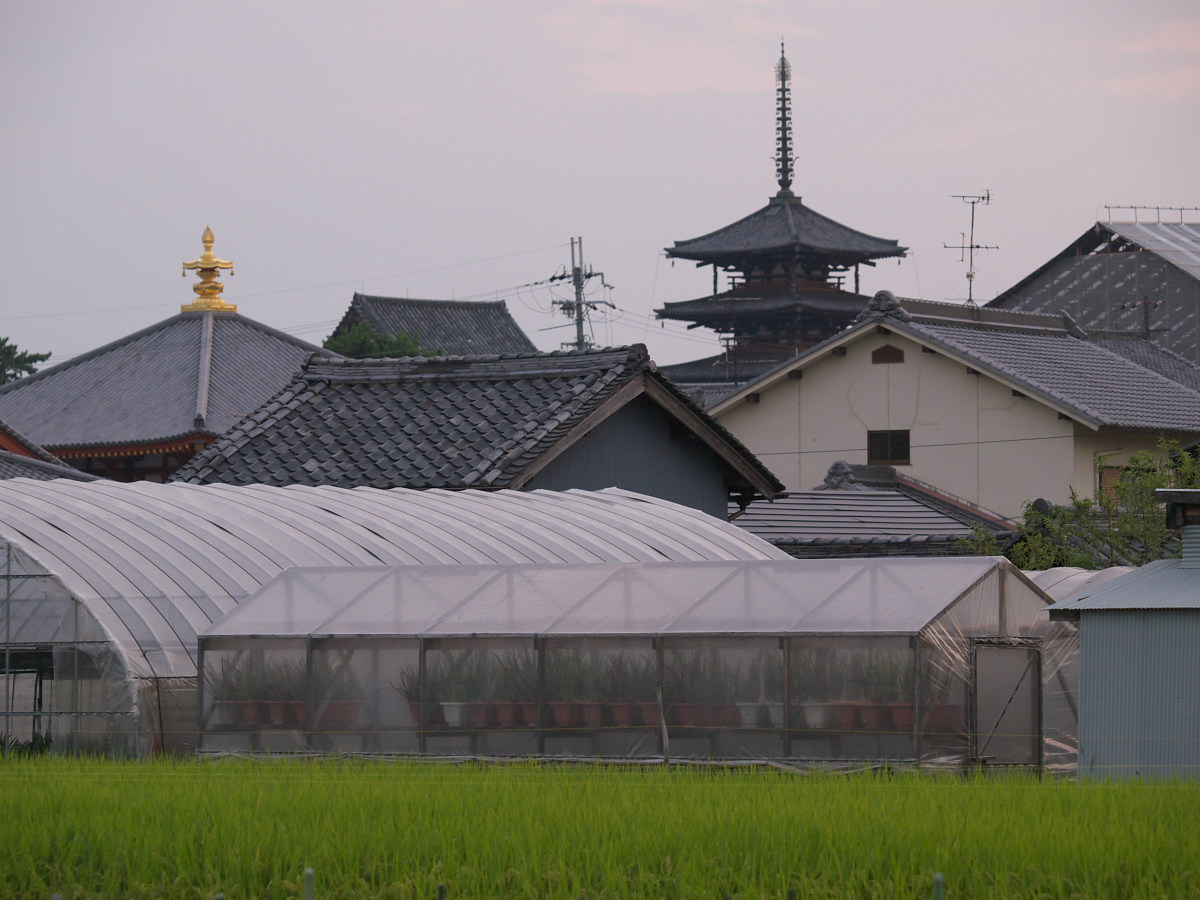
<box><xmin>0</xmin><ymin>481</ymin><xmax>786</xmax><ymax>682</ymax></box>
<box><xmin>1047</xmin><ymin>558</ymin><xmax>1200</xmax><ymax>778</ymax></box>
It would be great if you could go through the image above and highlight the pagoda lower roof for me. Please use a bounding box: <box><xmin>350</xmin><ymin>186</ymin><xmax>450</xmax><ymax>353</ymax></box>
<box><xmin>668</xmin><ymin>192</ymin><xmax>906</xmax><ymax>265</ymax></box>
<box><xmin>657</xmin><ymin>287</ymin><xmax>872</xmax><ymax>326</ymax></box>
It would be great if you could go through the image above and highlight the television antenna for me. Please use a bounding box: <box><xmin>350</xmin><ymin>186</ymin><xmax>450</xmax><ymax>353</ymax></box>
<box><xmin>943</xmin><ymin>191</ymin><xmax>997</xmax><ymax>305</ymax></box>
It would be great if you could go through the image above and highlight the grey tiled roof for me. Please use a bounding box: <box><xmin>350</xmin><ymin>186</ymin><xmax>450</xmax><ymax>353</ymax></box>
<box><xmin>0</xmin><ymin>311</ymin><xmax>333</xmax><ymax>450</ymax></box>
<box><xmin>172</xmin><ymin>345</ymin><xmax>784</xmax><ymax>495</ymax></box>
<box><xmin>908</xmin><ymin>320</ymin><xmax>1200</xmax><ymax>430</ymax></box>
<box><xmin>733</xmin><ymin>491</ymin><xmax>982</xmax><ymax>544</ymax></box>
<box><xmin>333</xmin><ymin>294</ymin><xmax>537</xmax><ymax>356</ymax></box>
<box><xmin>1090</xmin><ymin>336</ymin><xmax>1200</xmax><ymax>393</ymax></box>
<box><xmin>0</xmin><ymin>451</ymin><xmax>97</xmax><ymax>481</ymax></box>
<box><xmin>668</xmin><ymin>194</ymin><xmax>906</xmax><ymax>265</ymax></box>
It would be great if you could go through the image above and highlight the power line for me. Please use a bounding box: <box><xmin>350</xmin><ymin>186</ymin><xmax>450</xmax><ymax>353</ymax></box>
<box><xmin>0</xmin><ymin>243</ymin><xmax>569</xmax><ymax>324</ymax></box>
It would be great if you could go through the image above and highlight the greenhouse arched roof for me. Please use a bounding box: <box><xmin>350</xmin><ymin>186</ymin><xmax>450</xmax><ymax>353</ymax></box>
<box><xmin>205</xmin><ymin>556</ymin><xmax>1037</xmax><ymax>640</ymax></box>
<box><xmin>0</xmin><ymin>481</ymin><xmax>786</xmax><ymax>679</ymax></box>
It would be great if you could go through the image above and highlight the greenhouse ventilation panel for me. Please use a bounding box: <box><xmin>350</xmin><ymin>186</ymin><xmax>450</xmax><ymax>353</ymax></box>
<box><xmin>199</xmin><ymin>556</ymin><xmax>1078</xmax><ymax>769</ymax></box>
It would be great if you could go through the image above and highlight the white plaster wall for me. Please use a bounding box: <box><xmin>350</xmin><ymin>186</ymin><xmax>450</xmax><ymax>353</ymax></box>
<box><xmin>716</xmin><ymin>331</ymin><xmax>1079</xmax><ymax>519</ymax></box>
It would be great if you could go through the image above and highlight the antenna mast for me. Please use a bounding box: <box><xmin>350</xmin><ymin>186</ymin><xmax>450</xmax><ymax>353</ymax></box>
<box><xmin>550</xmin><ymin>237</ymin><xmax>613</xmax><ymax>351</ymax></box>
<box><xmin>943</xmin><ymin>191</ymin><xmax>997</xmax><ymax>304</ymax></box>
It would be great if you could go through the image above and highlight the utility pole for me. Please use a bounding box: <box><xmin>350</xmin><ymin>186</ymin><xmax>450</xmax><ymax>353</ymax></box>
<box><xmin>550</xmin><ymin>237</ymin><xmax>613</xmax><ymax>351</ymax></box>
<box><xmin>943</xmin><ymin>191</ymin><xmax>998</xmax><ymax>305</ymax></box>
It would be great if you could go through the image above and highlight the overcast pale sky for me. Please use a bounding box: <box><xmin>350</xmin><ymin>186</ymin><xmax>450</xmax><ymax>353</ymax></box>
<box><xmin>2</xmin><ymin>1</ymin><xmax>1198</xmax><ymax>367</ymax></box>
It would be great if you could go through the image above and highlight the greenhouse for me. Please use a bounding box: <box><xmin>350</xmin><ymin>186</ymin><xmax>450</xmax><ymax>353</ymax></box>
<box><xmin>0</xmin><ymin>480</ymin><xmax>782</xmax><ymax>756</ymax></box>
<box><xmin>199</xmin><ymin>555</ymin><xmax>1079</xmax><ymax>768</ymax></box>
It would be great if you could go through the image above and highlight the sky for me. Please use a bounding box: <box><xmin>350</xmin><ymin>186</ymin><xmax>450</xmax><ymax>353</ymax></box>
<box><xmin>2</xmin><ymin>0</ymin><xmax>1198</xmax><ymax>368</ymax></box>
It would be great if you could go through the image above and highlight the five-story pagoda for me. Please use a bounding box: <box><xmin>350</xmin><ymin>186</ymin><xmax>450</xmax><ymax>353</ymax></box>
<box><xmin>656</xmin><ymin>45</ymin><xmax>906</xmax><ymax>402</ymax></box>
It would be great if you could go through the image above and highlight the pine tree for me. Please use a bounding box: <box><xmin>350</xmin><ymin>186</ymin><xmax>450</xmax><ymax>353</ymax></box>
<box><xmin>0</xmin><ymin>337</ymin><xmax>51</xmax><ymax>385</ymax></box>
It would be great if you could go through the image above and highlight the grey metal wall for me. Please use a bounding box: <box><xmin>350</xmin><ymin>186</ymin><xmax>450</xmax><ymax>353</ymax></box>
<box><xmin>527</xmin><ymin>395</ymin><xmax>731</xmax><ymax>518</ymax></box>
<box><xmin>997</xmin><ymin>253</ymin><xmax>1200</xmax><ymax>363</ymax></box>
<box><xmin>1079</xmin><ymin>609</ymin><xmax>1200</xmax><ymax>779</ymax></box>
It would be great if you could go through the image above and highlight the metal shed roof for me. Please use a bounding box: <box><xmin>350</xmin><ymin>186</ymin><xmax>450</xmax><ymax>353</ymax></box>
<box><xmin>1048</xmin><ymin>559</ymin><xmax>1198</xmax><ymax>614</ymax></box>
<box><xmin>0</xmin><ymin>481</ymin><xmax>785</xmax><ymax>680</ymax></box>
<box><xmin>204</xmin><ymin>556</ymin><xmax>1031</xmax><ymax>640</ymax></box>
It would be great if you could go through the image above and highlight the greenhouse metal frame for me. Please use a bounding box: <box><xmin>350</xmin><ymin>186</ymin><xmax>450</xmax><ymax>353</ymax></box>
<box><xmin>199</xmin><ymin>557</ymin><xmax>1078</xmax><ymax>768</ymax></box>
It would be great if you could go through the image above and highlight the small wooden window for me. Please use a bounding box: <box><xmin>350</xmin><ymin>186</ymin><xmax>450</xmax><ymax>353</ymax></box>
<box><xmin>871</xmin><ymin>344</ymin><xmax>904</xmax><ymax>364</ymax></box>
<box><xmin>867</xmin><ymin>430</ymin><xmax>911</xmax><ymax>465</ymax></box>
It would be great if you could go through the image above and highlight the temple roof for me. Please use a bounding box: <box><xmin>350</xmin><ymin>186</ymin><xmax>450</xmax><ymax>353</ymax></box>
<box><xmin>332</xmin><ymin>293</ymin><xmax>537</xmax><ymax>356</ymax></box>
<box><xmin>0</xmin><ymin>312</ymin><xmax>333</xmax><ymax>454</ymax></box>
<box><xmin>667</xmin><ymin>193</ymin><xmax>906</xmax><ymax>268</ymax></box>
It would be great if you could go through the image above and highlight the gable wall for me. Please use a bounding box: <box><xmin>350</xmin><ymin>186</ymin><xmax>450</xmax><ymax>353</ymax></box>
<box><xmin>526</xmin><ymin>395</ymin><xmax>731</xmax><ymax>517</ymax></box>
<box><xmin>997</xmin><ymin>252</ymin><xmax>1200</xmax><ymax>364</ymax></box>
<box><xmin>717</xmin><ymin>331</ymin><xmax>1077</xmax><ymax>518</ymax></box>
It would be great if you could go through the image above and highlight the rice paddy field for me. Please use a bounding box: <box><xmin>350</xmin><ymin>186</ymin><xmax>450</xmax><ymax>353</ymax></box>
<box><xmin>2</xmin><ymin>757</ymin><xmax>1197</xmax><ymax>899</ymax></box>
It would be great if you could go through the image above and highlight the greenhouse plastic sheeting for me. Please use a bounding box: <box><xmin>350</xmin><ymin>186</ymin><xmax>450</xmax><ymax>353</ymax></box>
<box><xmin>1</xmin><ymin>481</ymin><xmax>784</xmax><ymax>756</ymax></box>
<box><xmin>205</xmin><ymin>557</ymin><xmax>1009</xmax><ymax>638</ymax></box>
<box><xmin>200</xmin><ymin>557</ymin><xmax>1078</xmax><ymax>767</ymax></box>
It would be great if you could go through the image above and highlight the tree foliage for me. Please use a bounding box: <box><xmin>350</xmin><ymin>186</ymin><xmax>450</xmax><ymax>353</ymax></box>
<box><xmin>1005</xmin><ymin>440</ymin><xmax>1200</xmax><ymax>569</ymax></box>
<box><xmin>323</xmin><ymin>322</ymin><xmax>438</xmax><ymax>359</ymax></box>
<box><xmin>0</xmin><ymin>337</ymin><xmax>51</xmax><ymax>385</ymax></box>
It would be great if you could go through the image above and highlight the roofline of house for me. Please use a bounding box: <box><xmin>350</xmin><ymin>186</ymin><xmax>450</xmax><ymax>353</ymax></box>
<box><xmin>708</xmin><ymin>312</ymin><xmax>1102</xmax><ymax>429</ymax></box>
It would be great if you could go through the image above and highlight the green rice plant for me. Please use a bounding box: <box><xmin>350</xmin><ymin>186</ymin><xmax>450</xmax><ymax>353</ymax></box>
<box><xmin>1</xmin><ymin>759</ymin><xmax>1198</xmax><ymax>898</ymax></box>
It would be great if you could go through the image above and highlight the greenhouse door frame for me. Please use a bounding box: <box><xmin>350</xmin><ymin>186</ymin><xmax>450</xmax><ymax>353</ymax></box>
<box><xmin>969</xmin><ymin>638</ymin><xmax>1042</xmax><ymax>769</ymax></box>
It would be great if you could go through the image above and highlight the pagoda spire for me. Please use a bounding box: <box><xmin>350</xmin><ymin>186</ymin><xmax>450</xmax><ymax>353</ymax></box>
<box><xmin>774</xmin><ymin>41</ymin><xmax>795</xmax><ymax>198</ymax></box>
<box><xmin>181</xmin><ymin>226</ymin><xmax>237</xmax><ymax>312</ymax></box>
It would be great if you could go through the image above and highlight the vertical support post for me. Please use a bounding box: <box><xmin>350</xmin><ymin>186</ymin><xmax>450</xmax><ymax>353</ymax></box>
<box><xmin>303</xmin><ymin>867</ymin><xmax>314</xmax><ymax>900</ymax></box>
<box><xmin>3</xmin><ymin>544</ymin><xmax>11</xmax><ymax>755</ymax></box>
<box><xmin>417</xmin><ymin>639</ymin><xmax>427</xmax><ymax>756</ymax></box>
<box><xmin>304</xmin><ymin>638</ymin><xmax>314</xmax><ymax>752</ymax></box>
<box><xmin>654</xmin><ymin>638</ymin><xmax>668</xmax><ymax>764</ymax></box>
<box><xmin>196</xmin><ymin>642</ymin><xmax>206</xmax><ymax>753</ymax></box>
<box><xmin>782</xmin><ymin>637</ymin><xmax>792</xmax><ymax>758</ymax></box>
<box><xmin>535</xmin><ymin>637</ymin><xmax>545</xmax><ymax>758</ymax></box>
<box><xmin>910</xmin><ymin>635</ymin><xmax>920</xmax><ymax>760</ymax></box>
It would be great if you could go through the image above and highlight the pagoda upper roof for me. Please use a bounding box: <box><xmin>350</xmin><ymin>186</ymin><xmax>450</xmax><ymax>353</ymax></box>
<box><xmin>667</xmin><ymin>192</ymin><xmax>906</xmax><ymax>267</ymax></box>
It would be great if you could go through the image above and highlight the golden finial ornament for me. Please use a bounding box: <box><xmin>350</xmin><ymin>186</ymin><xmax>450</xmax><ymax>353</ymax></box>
<box><xmin>181</xmin><ymin>225</ymin><xmax>237</xmax><ymax>312</ymax></box>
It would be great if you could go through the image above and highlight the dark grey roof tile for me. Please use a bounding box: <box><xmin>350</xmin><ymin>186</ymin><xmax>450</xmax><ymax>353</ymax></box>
<box><xmin>0</xmin><ymin>311</ymin><xmax>334</xmax><ymax>451</ymax></box>
<box><xmin>172</xmin><ymin>345</ymin><xmax>784</xmax><ymax>497</ymax></box>
<box><xmin>333</xmin><ymin>294</ymin><xmax>538</xmax><ymax>356</ymax></box>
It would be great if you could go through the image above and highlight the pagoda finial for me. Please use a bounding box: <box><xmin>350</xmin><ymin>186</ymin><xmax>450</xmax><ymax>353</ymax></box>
<box><xmin>180</xmin><ymin>226</ymin><xmax>237</xmax><ymax>312</ymax></box>
<box><xmin>774</xmin><ymin>41</ymin><xmax>795</xmax><ymax>198</ymax></box>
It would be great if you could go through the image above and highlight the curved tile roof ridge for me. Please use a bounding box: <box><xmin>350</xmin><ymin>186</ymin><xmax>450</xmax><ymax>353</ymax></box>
<box><xmin>300</xmin><ymin>345</ymin><xmax>650</xmax><ymax>382</ymax></box>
